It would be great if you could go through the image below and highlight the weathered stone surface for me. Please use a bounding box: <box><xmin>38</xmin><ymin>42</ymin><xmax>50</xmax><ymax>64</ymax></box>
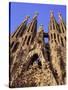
<box><xmin>9</xmin><ymin>12</ymin><xmax>66</xmax><ymax>87</ymax></box>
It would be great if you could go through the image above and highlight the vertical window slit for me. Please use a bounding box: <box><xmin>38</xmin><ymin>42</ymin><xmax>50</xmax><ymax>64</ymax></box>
<box><xmin>12</xmin><ymin>42</ymin><xmax>19</xmax><ymax>53</ymax></box>
<box><xmin>62</xmin><ymin>25</ymin><xmax>64</xmax><ymax>33</ymax></box>
<box><xmin>61</xmin><ymin>37</ymin><xmax>64</xmax><ymax>46</ymax></box>
<box><xmin>65</xmin><ymin>36</ymin><xmax>66</xmax><ymax>41</ymax></box>
<box><xmin>23</xmin><ymin>36</ymin><xmax>27</xmax><ymax>45</ymax></box>
<box><xmin>10</xmin><ymin>41</ymin><xmax>14</xmax><ymax>48</ymax></box>
<box><xmin>27</xmin><ymin>35</ymin><xmax>31</xmax><ymax>45</ymax></box>
<box><xmin>54</xmin><ymin>33</ymin><xmax>56</xmax><ymax>39</ymax></box>
<box><xmin>57</xmin><ymin>34</ymin><xmax>59</xmax><ymax>42</ymax></box>
<box><xmin>51</xmin><ymin>34</ymin><xmax>53</xmax><ymax>39</ymax></box>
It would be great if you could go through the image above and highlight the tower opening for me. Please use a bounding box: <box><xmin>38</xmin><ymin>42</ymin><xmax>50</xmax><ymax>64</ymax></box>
<box><xmin>23</xmin><ymin>35</ymin><xmax>27</xmax><ymax>45</ymax></box>
<box><xmin>44</xmin><ymin>38</ymin><xmax>48</xmax><ymax>43</ymax></box>
<box><xmin>54</xmin><ymin>33</ymin><xmax>56</xmax><ymax>39</ymax></box>
<box><xmin>12</xmin><ymin>42</ymin><xmax>19</xmax><ymax>53</ymax></box>
<box><xmin>28</xmin><ymin>54</ymin><xmax>42</xmax><ymax>69</ymax></box>
<box><xmin>61</xmin><ymin>37</ymin><xmax>64</xmax><ymax>47</ymax></box>
<box><xmin>65</xmin><ymin>36</ymin><xmax>66</xmax><ymax>41</ymax></box>
<box><xmin>27</xmin><ymin>35</ymin><xmax>31</xmax><ymax>45</ymax></box>
<box><xmin>57</xmin><ymin>34</ymin><xmax>60</xmax><ymax>42</ymax></box>
<box><xmin>51</xmin><ymin>34</ymin><xmax>53</xmax><ymax>39</ymax></box>
<box><xmin>10</xmin><ymin>41</ymin><xmax>14</xmax><ymax>48</ymax></box>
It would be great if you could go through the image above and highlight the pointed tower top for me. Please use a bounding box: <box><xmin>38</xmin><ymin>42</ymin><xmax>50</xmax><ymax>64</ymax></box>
<box><xmin>50</xmin><ymin>10</ymin><xmax>54</xmax><ymax>18</ymax></box>
<box><xmin>58</xmin><ymin>12</ymin><xmax>62</xmax><ymax>20</ymax></box>
<box><xmin>33</xmin><ymin>11</ymin><xmax>39</xmax><ymax>19</ymax></box>
<box><xmin>35</xmin><ymin>11</ymin><xmax>39</xmax><ymax>15</ymax></box>
<box><xmin>25</xmin><ymin>16</ymin><xmax>30</xmax><ymax>20</ymax></box>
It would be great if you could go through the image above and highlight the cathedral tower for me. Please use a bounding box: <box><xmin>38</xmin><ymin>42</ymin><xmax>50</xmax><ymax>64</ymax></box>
<box><xmin>48</xmin><ymin>11</ymin><xmax>66</xmax><ymax>84</ymax></box>
<box><xmin>10</xmin><ymin>11</ymin><xmax>66</xmax><ymax>87</ymax></box>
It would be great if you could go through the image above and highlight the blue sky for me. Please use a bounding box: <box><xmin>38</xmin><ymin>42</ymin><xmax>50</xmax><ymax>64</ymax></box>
<box><xmin>9</xmin><ymin>2</ymin><xmax>66</xmax><ymax>35</ymax></box>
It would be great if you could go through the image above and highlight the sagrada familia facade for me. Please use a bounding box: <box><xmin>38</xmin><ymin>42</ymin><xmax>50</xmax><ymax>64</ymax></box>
<box><xmin>9</xmin><ymin>11</ymin><xmax>66</xmax><ymax>87</ymax></box>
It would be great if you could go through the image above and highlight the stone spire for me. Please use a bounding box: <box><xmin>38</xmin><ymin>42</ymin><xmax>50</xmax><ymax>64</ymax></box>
<box><xmin>49</xmin><ymin>11</ymin><xmax>59</xmax><ymax>45</ymax></box>
<box><xmin>48</xmin><ymin>11</ymin><xmax>66</xmax><ymax>85</ymax></box>
<box><xmin>49</xmin><ymin>10</ymin><xmax>58</xmax><ymax>31</ymax></box>
<box><xmin>20</xmin><ymin>12</ymin><xmax>38</xmax><ymax>47</ymax></box>
<box><xmin>58</xmin><ymin>12</ymin><xmax>66</xmax><ymax>47</ymax></box>
<box><xmin>11</xmin><ymin>15</ymin><xmax>30</xmax><ymax>38</ymax></box>
<box><xmin>50</xmin><ymin>10</ymin><xmax>54</xmax><ymax>18</ymax></box>
<box><xmin>33</xmin><ymin>11</ymin><xmax>39</xmax><ymax>19</ymax></box>
<box><xmin>58</xmin><ymin>12</ymin><xmax>66</xmax><ymax>31</ymax></box>
<box><xmin>58</xmin><ymin>12</ymin><xmax>63</xmax><ymax>22</ymax></box>
<box><xmin>25</xmin><ymin>16</ymin><xmax>30</xmax><ymax>21</ymax></box>
<box><xmin>26</xmin><ymin>12</ymin><xmax>38</xmax><ymax>33</ymax></box>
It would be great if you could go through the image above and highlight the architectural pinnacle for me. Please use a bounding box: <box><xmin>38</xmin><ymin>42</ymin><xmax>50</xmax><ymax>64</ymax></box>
<box><xmin>33</xmin><ymin>11</ymin><xmax>39</xmax><ymax>19</ymax></box>
<box><xmin>50</xmin><ymin>10</ymin><xmax>54</xmax><ymax>18</ymax></box>
<box><xmin>25</xmin><ymin>16</ymin><xmax>30</xmax><ymax>20</ymax></box>
<box><xmin>58</xmin><ymin>12</ymin><xmax>62</xmax><ymax>20</ymax></box>
<box><xmin>35</xmin><ymin>11</ymin><xmax>39</xmax><ymax>16</ymax></box>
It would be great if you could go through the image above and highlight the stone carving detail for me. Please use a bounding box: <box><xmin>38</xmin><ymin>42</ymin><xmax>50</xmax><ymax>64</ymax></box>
<box><xmin>9</xmin><ymin>12</ymin><xmax>66</xmax><ymax>87</ymax></box>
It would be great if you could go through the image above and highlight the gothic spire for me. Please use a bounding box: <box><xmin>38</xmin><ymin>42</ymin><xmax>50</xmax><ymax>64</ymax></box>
<box><xmin>49</xmin><ymin>10</ymin><xmax>58</xmax><ymax>31</ymax></box>
<box><xmin>33</xmin><ymin>11</ymin><xmax>39</xmax><ymax>19</ymax></box>
<box><xmin>11</xmin><ymin>16</ymin><xmax>30</xmax><ymax>38</ymax></box>
<box><xmin>58</xmin><ymin>12</ymin><xmax>63</xmax><ymax>21</ymax></box>
<box><xmin>22</xmin><ymin>12</ymin><xmax>38</xmax><ymax>46</ymax></box>
<box><xmin>58</xmin><ymin>12</ymin><xmax>66</xmax><ymax>32</ymax></box>
<box><xmin>50</xmin><ymin>10</ymin><xmax>54</xmax><ymax>18</ymax></box>
<box><xmin>26</xmin><ymin>12</ymin><xmax>38</xmax><ymax>33</ymax></box>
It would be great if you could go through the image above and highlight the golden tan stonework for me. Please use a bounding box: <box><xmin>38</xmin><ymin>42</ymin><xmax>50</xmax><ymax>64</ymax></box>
<box><xmin>9</xmin><ymin>12</ymin><xmax>66</xmax><ymax>87</ymax></box>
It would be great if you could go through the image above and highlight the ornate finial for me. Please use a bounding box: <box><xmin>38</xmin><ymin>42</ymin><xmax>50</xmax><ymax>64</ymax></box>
<box><xmin>33</xmin><ymin>11</ymin><xmax>39</xmax><ymax>19</ymax></box>
<box><xmin>39</xmin><ymin>24</ymin><xmax>44</xmax><ymax>31</ymax></box>
<box><xmin>50</xmin><ymin>10</ymin><xmax>54</xmax><ymax>18</ymax></box>
<box><xmin>25</xmin><ymin>16</ymin><xmax>30</xmax><ymax>20</ymax></box>
<box><xmin>35</xmin><ymin>11</ymin><xmax>39</xmax><ymax>16</ymax></box>
<box><xmin>58</xmin><ymin>12</ymin><xmax>62</xmax><ymax>20</ymax></box>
